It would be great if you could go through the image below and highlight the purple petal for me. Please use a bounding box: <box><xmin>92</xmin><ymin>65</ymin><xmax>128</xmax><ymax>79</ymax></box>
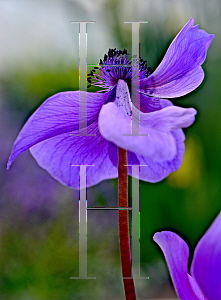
<box><xmin>140</xmin><ymin>18</ymin><xmax>214</xmax><ymax>98</ymax></box>
<box><xmin>153</xmin><ymin>231</ymin><xmax>200</xmax><ymax>300</ymax></box>
<box><xmin>98</xmin><ymin>102</ymin><xmax>177</xmax><ymax>162</ymax></box>
<box><xmin>106</xmin><ymin>101</ymin><xmax>185</xmax><ymax>182</ymax></box>
<box><xmin>126</xmin><ymin>99</ymin><xmax>186</xmax><ymax>182</ymax></box>
<box><xmin>7</xmin><ymin>90</ymin><xmax>113</xmax><ymax>169</ymax></box>
<box><xmin>188</xmin><ymin>275</ymin><xmax>208</xmax><ymax>300</ymax></box>
<box><xmin>108</xmin><ymin>141</ymin><xmax>140</xmax><ymax>168</ymax></box>
<box><xmin>139</xmin><ymin>105</ymin><xmax>197</xmax><ymax>131</ymax></box>
<box><xmin>191</xmin><ymin>212</ymin><xmax>221</xmax><ymax>300</ymax></box>
<box><xmin>138</xmin><ymin>91</ymin><xmax>162</xmax><ymax>113</ymax></box>
<box><xmin>30</xmin><ymin>120</ymin><xmax>117</xmax><ymax>189</ymax></box>
<box><xmin>108</xmin><ymin>141</ymin><xmax>118</xmax><ymax>168</ymax></box>
<box><xmin>132</xmin><ymin>128</ymin><xmax>185</xmax><ymax>182</ymax></box>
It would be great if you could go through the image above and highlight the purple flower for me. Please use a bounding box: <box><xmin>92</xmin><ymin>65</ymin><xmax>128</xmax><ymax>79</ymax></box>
<box><xmin>7</xmin><ymin>19</ymin><xmax>214</xmax><ymax>189</ymax></box>
<box><xmin>153</xmin><ymin>212</ymin><xmax>221</xmax><ymax>300</ymax></box>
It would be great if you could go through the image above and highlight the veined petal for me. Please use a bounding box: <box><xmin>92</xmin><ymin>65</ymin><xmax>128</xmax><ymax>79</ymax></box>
<box><xmin>153</xmin><ymin>231</ymin><xmax>200</xmax><ymax>300</ymax></box>
<box><xmin>98</xmin><ymin>101</ymin><xmax>177</xmax><ymax>162</ymax></box>
<box><xmin>142</xmin><ymin>67</ymin><xmax>205</xmax><ymax>99</ymax></box>
<box><xmin>30</xmin><ymin>120</ymin><xmax>118</xmax><ymax>189</ymax></box>
<box><xmin>133</xmin><ymin>89</ymin><xmax>162</xmax><ymax>113</ymax></box>
<box><xmin>140</xmin><ymin>18</ymin><xmax>214</xmax><ymax>98</ymax></box>
<box><xmin>7</xmin><ymin>90</ymin><xmax>114</xmax><ymax>169</ymax></box>
<box><xmin>191</xmin><ymin>212</ymin><xmax>221</xmax><ymax>300</ymax></box>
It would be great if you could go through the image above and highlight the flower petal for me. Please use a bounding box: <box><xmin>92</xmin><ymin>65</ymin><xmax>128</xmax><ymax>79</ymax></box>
<box><xmin>7</xmin><ymin>90</ymin><xmax>114</xmax><ymax>169</ymax></box>
<box><xmin>137</xmin><ymin>104</ymin><xmax>197</xmax><ymax>131</ymax></box>
<box><xmin>153</xmin><ymin>231</ymin><xmax>200</xmax><ymax>300</ymax></box>
<box><xmin>137</xmin><ymin>90</ymin><xmax>162</xmax><ymax>113</ymax></box>
<box><xmin>188</xmin><ymin>275</ymin><xmax>207</xmax><ymax>300</ymax></box>
<box><xmin>30</xmin><ymin>120</ymin><xmax>117</xmax><ymax>189</ymax></box>
<box><xmin>107</xmin><ymin>141</ymin><xmax>140</xmax><ymax>168</ymax></box>
<box><xmin>106</xmin><ymin>125</ymin><xmax>183</xmax><ymax>184</ymax></box>
<box><xmin>191</xmin><ymin>212</ymin><xmax>221</xmax><ymax>300</ymax></box>
<box><xmin>98</xmin><ymin>101</ymin><xmax>177</xmax><ymax>162</ymax></box>
<box><xmin>124</xmin><ymin>99</ymin><xmax>186</xmax><ymax>182</ymax></box>
<box><xmin>140</xmin><ymin>18</ymin><xmax>214</xmax><ymax>98</ymax></box>
<box><xmin>132</xmin><ymin>128</ymin><xmax>185</xmax><ymax>182</ymax></box>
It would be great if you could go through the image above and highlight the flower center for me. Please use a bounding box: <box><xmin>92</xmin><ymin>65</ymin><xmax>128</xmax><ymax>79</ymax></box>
<box><xmin>87</xmin><ymin>48</ymin><xmax>152</xmax><ymax>92</ymax></box>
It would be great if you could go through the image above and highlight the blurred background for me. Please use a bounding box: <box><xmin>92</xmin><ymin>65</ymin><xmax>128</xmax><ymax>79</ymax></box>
<box><xmin>0</xmin><ymin>0</ymin><xmax>220</xmax><ymax>299</ymax></box>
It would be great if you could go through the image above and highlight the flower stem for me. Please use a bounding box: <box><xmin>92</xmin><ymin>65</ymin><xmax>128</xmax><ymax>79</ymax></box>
<box><xmin>118</xmin><ymin>147</ymin><xmax>136</xmax><ymax>300</ymax></box>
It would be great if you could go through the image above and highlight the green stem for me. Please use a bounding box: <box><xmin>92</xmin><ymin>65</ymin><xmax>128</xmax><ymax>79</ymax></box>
<box><xmin>118</xmin><ymin>147</ymin><xmax>136</xmax><ymax>300</ymax></box>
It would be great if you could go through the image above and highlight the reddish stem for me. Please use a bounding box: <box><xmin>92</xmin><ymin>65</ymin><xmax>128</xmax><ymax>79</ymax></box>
<box><xmin>118</xmin><ymin>147</ymin><xmax>136</xmax><ymax>300</ymax></box>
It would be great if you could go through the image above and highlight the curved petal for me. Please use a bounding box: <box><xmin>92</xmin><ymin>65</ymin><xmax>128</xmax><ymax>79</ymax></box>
<box><xmin>125</xmin><ymin>99</ymin><xmax>185</xmax><ymax>182</ymax></box>
<box><xmin>191</xmin><ymin>212</ymin><xmax>221</xmax><ymax>300</ymax></box>
<box><xmin>7</xmin><ymin>90</ymin><xmax>114</xmax><ymax>169</ymax></box>
<box><xmin>140</xmin><ymin>18</ymin><xmax>214</xmax><ymax>98</ymax></box>
<box><xmin>153</xmin><ymin>231</ymin><xmax>200</xmax><ymax>300</ymax></box>
<box><xmin>98</xmin><ymin>101</ymin><xmax>177</xmax><ymax>162</ymax></box>
<box><xmin>106</xmin><ymin>126</ymin><xmax>183</xmax><ymax>184</ymax></box>
<box><xmin>131</xmin><ymin>128</ymin><xmax>185</xmax><ymax>182</ymax></box>
<box><xmin>30</xmin><ymin>120</ymin><xmax>118</xmax><ymax>189</ymax></box>
<box><xmin>137</xmin><ymin>105</ymin><xmax>197</xmax><ymax>131</ymax></box>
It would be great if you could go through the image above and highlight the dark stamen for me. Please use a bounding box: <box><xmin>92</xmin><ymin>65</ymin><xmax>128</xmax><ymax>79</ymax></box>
<box><xmin>87</xmin><ymin>48</ymin><xmax>153</xmax><ymax>90</ymax></box>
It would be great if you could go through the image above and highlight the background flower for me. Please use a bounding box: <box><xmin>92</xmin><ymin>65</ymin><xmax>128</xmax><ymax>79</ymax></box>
<box><xmin>154</xmin><ymin>212</ymin><xmax>221</xmax><ymax>300</ymax></box>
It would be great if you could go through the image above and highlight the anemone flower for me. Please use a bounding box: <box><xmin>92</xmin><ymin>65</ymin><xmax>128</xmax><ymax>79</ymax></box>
<box><xmin>7</xmin><ymin>18</ymin><xmax>213</xmax><ymax>189</ymax></box>
<box><xmin>153</xmin><ymin>212</ymin><xmax>221</xmax><ymax>300</ymax></box>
